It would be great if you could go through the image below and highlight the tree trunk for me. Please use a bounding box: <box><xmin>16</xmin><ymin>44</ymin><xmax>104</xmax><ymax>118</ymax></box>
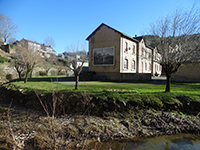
<box><xmin>24</xmin><ymin>65</ymin><xmax>31</xmax><ymax>83</ymax></box>
<box><xmin>57</xmin><ymin>70</ymin><xmax>61</xmax><ymax>75</ymax></box>
<box><xmin>75</xmin><ymin>74</ymin><xmax>79</xmax><ymax>90</ymax></box>
<box><xmin>15</xmin><ymin>65</ymin><xmax>23</xmax><ymax>80</ymax></box>
<box><xmin>46</xmin><ymin>69</ymin><xmax>49</xmax><ymax>76</ymax></box>
<box><xmin>17</xmin><ymin>71</ymin><xmax>22</xmax><ymax>80</ymax></box>
<box><xmin>165</xmin><ymin>74</ymin><xmax>171</xmax><ymax>92</ymax></box>
<box><xmin>24</xmin><ymin>71</ymin><xmax>29</xmax><ymax>83</ymax></box>
<box><xmin>30</xmin><ymin>70</ymin><xmax>33</xmax><ymax>78</ymax></box>
<box><xmin>25</xmin><ymin>63</ymin><xmax>35</xmax><ymax>82</ymax></box>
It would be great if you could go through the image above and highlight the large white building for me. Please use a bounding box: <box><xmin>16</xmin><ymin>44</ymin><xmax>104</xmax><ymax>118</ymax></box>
<box><xmin>86</xmin><ymin>23</ymin><xmax>162</xmax><ymax>81</ymax></box>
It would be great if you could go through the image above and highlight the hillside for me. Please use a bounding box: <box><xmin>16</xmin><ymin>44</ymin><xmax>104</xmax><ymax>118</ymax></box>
<box><xmin>0</xmin><ymin>47</ymin><xmax>11</xmax><ymax>58</ymax></box>
<box><xmin>144</xmin><ymin>33</ymin><xmax>200</xmax><ymax>48</ymax></box>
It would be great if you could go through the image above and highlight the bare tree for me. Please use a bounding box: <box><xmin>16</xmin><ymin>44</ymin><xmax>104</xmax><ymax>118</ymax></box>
<box><xmin>14</xmin><ymin>44</ymin><xmax>42</xmax><ymax>83</ymax></box>
<box><xmin>11</xmin><ymin>58</ymin><xmax>26</xmax><ymax>80</ymax></box>
<box><xmin>149</xmin><ymin>5</ymin><xmax>200</xmax><ymax>92</ymax></box>
<box><xmin>11</xmin><ymin>47</ymin><xmax>27</xmax><ymax>79</ymax></box>
<box><xmin>43</xmin><ymin>54</ymin><xmax>57</xmax><ymax>76</ymax></box>
<box><xmin>65</xmin><ymin>44</ymin><xmax>86</xmax><ymax>90</ymax></box>
<box><xmin>44</xmin><ymin>36</ymin><xmax>55</xmax><ymax>48</ymax></box>
<box><xmin>0</xmin><ymin>13</ymin><xmax>18</xmax><ymax>43</ymax></box>
<box><xmin>55</xmin><ymin>60</ymin><xmax>66</xmax><ymax>75</ymax></box>
<box><xmin>8</xmin><ymin>37</ymin><xmax>16</xmax><ymax>44</ymax></box>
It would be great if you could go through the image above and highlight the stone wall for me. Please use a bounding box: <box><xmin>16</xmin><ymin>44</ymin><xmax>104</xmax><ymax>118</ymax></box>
<box><xmin>172</xmin><ymin>62</ymin><xmax>200</xmax><ymax>82</ymax></box>
<box><xmin>120</xmin><ymin>73</ymin><xmax>152</xmax><ymax>81</ymax></box>
<box><xmin>93</xmin><ymin>72</ymin><xmax>151</xmax><ymax>81</ymax></box>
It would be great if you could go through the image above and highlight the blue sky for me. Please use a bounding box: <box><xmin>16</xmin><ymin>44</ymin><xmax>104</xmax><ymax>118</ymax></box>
<box><xmin>0</xmin><ymin>0</ymin><xmax>199</xmax><ymax>54</ymax></box>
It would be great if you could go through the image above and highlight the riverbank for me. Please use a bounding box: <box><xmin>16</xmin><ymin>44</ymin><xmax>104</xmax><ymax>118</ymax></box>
<box><xmin>0</xmin><ymin>85</ymin><xmax>200</xmax><ymax>149</ymax></box>
<box><xmin>0</xmin><ymin>104</ymin><xmax>200</xmax><ymax>149</ymax></box>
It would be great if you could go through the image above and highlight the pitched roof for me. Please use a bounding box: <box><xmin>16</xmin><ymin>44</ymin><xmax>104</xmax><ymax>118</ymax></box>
<box><xmin>86</xmin><ymin>23</ymin><xmax>138</xmax><ymax>43</ymax></box>
<box><xmin>18</xmin><ymin>38</ymin><xmax>56</xmax><ymax>53</ymax></box>
<box><xmin>21</xmin><ymin>38</ymin><xmax>41</xmax><ymax>45</ymax></box>
<box><xmin>133</xmin><ymin>36</ymin><xmax>154</xmax><ymax>50</ymax></box>
<box><xmin>133</xmin><ymin>36</ymin><xmax>144</xmax><ymax>42</ymax></box>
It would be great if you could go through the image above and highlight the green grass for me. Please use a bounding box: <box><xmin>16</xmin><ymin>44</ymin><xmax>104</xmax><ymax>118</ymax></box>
<box><xmin>0</xmin><ymin>55</ymin><xmax>8</xmax><ymax>63</ymax></box>
<box><xmin>5</xmin><ymin>76</ymin><xmax>200</xmax><ymax>103</ymax></box>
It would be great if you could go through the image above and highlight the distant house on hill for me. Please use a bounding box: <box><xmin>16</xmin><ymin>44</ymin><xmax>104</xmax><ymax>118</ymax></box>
<box><xmin>13</xmin><ymin>38</ymin><xmax>56</xmax><ymax>58</ymax></box>
<box><xmin>86</xmin><ymin>23</ymin><xmax>162</xmax><ymax>81</ymax></box>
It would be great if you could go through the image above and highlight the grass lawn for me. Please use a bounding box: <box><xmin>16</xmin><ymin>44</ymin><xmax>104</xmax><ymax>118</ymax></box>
<box><xmin>5</xmin><ymin>76</ymin><xmax>200</xmax><ymax>103</ymax></box>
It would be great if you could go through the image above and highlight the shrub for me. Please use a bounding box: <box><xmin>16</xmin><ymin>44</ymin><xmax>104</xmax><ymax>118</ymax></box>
<box><xmin>21</xmin><ymin>72</ymin><xmax>26</xmax><ymax>78</ymax></box>
<box><xmin>9</xmin><ymin>44</ymin><xmax>14</xmax><ymax>49</ymax></box>
<box><xmin>0</xmin><ymin>56</ymin><xmax>7</xmax><ymax>63</ymax></box>
<box><xmin>39</xmin><ymin>71</ymin><xmax>47</xmax><ymax>76</ymax></box>
<box><xmin>6</xmin><ymin>74</ymin><xmax>13</xmax><ymax>81</ymax></box>
<box><xmin>50</xmin><ymin>70</ymin><xmax>57</xmax><ymax>76</ymax></box>
<box><xmin>59</xmin><ymin>71</ymin><xmax>66</xmax><ymax>75</ymax></box>
<box><xmin>34</xmin><ymin>71</ymin><xmax>40</xmax><ymax>77</ymax></box>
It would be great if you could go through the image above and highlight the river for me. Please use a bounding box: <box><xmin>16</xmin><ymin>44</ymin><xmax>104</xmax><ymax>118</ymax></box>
<box><xmin>0</xmin><ymin>129</ymin><xmax>200</xmax><ymax>150</ymax></box>
<box><xmin>89</xmin><ymin>133</ymin><xmax>200</xmax><ymax>150</ymax></box>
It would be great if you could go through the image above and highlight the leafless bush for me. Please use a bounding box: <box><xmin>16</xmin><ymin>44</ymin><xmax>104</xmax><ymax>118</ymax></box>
<box><xmin>0</xmin><ymin>100</ymin><xmax>32</xmax><ymax>150</ymax></box>
<box><xmin>6</xmin><ymin>73</ymin><xmax>13</xmax><ymax>81</ymax></box>
<box><xmin>0</xmin><ymin>83</ymin><xmax>136</xmax><ymax>150</ymax></box>
<box><xmin>33</xmin><ymin>82</ymin><xmax>100</xmax><ymax>150</ymax></box>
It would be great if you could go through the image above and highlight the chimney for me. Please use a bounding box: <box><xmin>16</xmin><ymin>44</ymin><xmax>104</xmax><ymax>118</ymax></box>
<box><xmin>135</xmin><ymin>35</ymin><xmax>137</xmax><ymax>37</ymax></box>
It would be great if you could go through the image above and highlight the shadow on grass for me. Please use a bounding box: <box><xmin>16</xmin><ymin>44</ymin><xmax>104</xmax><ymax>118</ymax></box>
<box><xmin>7</xmin><ymin>76</ymin><xmax>152</xmax><ymax>84</ymax></box>
<box><xmin>174</xmin><ymin>83</ymin><xmax>200</xmax><ymax>89</ymax></box>
<box><xmin>5</xmin><ymin>76</ymin><xmax>76</xmax><ymax>83</ymax></box>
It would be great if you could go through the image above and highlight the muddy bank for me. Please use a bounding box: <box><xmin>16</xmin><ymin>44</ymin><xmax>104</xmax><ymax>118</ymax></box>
<box><xmin>0</xmin><ymin>86</ymin><xmax>200</xmax><ymax>149</ymax></box>
<box><xmin>0</xmin><ymin>105</ymin><xmax>200</xmax><ymax>149</ymax></box>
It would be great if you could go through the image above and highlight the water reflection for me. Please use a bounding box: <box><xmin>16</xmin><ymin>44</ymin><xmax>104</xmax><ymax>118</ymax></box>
<box><xmin>91</xmin><ymin>134</ymin><xmax>200</xmax><ymax>150</ymax></box>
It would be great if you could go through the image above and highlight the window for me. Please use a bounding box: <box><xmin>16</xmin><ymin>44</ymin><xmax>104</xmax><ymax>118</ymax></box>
<box><xmin>93</xmin><ymin>47</ymin><xmax>115</xmax><ymax>66</ymax></box>
<box><xmin>149</xmin><ymin>52</ymin><xmax>151</xmax><ymax>59</ymax></box>
<box><xmin>132</xmin><ymin>60</ymin><xmax>135</xmax><ymax>70</ymax></box>
<box><xmin>125</xmin><ymin>42</ymin><xmax>128</xmax><ymax>51</ymax></box>
<box><xmin>142</xmin><ymin>48</ymin><xmax>144</xmax><ymax>55</ymax></box>
<box><xmin>155</xmin><ymin>64</ymin><xmax>157</xmax><ymax>72</ymax></box>
<box><xmin>149</xmin><ymin>63</ymin><xmax>151</xmax><ymax>71</ymax></box>
<box><xmin>141</xmin><ymin>62</ymin><xmax>143</xmax><ymax>73</ymax></box>
<box><xmin>145</xmin><ymin>62</ymin><xmax>147</xmax><ymax>71</ymax></box>
<box><xmin>133</xmin><ymin>45</ymin><xmax>135</xmax><ymax>54</ymax></box>
<box><xmin>124</xmin><ymin>59</ymin><xmax>128</xmax><ymax>69</ymax></box>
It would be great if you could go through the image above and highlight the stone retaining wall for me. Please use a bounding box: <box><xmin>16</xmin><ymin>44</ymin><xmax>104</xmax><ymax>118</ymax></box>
<box><xmin>93</xmin><ymin>72</ymin><xmax>151</xmax><ymax>81</ymax></box>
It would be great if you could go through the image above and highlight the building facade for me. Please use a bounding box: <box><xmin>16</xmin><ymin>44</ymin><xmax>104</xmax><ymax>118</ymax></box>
<box><xmin>13</xmin><ymin>38</ymin><xmax>56</xmax><ymax>58</ymax></box>
<box><xmin>86</xmin><ymin>23</ymin><xmax>162</xmax><ymax>81</ymax></box>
